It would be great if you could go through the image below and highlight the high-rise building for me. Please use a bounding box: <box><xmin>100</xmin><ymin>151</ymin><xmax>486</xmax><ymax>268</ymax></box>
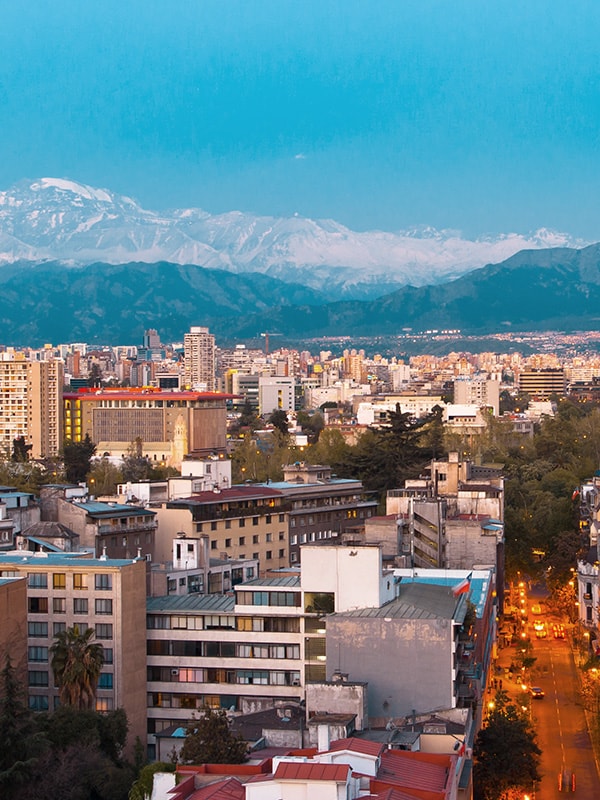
<box><xmin>0</xmin><ymin>357</ymin><xmax>63</xmax><ymax>459</ymax></box>
<box><xmin>184</xmin><ymin>326</ymin><xmax>215</xmax><ymax>391</ymax></box>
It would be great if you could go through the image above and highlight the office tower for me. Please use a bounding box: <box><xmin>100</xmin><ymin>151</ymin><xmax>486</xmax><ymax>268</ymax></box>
<box><xmin>184</xmin><ymin>326</ymin><xmax>216</xmax><ymax>391</ymax></box>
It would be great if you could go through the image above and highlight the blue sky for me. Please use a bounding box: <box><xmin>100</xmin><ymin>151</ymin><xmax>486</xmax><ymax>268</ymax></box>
<box><xmin>1</xmin><ymin>1</ymin><xmax>599</xmax><ymax>237</ymax></box>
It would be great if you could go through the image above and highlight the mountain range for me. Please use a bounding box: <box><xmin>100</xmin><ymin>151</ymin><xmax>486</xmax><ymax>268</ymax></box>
<box><xmin>1</xmin><ymin>178</ymin><xmax>600</xmax><ymax>346</ymax></box>
<box><xmin>0</xmin><ymin>177</ymin><xmax>584</xmax><ymax>299</ymax></box>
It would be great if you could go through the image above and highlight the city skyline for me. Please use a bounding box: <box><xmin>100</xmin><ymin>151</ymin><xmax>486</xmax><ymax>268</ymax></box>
<box><xmin>2</xmin><ymin>2</ymin><xmax>600</xmax><ymax>240</ymax></box>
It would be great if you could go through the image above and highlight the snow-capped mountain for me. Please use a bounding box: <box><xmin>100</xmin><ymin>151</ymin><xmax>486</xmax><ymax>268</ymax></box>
<box><xmin>0</xmin><ymin>177</ymin><xmax>588</xmax><ymax>297</ymax></box>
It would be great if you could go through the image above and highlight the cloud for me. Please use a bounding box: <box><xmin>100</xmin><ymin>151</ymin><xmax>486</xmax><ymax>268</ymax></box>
<box><xmin>293</xmin><ymin>153</ymin><xmax>307</xmax><ymax>160</ymax></box>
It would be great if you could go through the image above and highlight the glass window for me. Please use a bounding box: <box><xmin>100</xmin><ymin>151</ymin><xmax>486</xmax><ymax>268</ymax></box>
<box><xmin>73</xmin><ymin>573</ymin><xmax>88</xmax><ymax>590</ymax></box>
<box><xmin>98</xmin><ymin>673</ymin><xmax>113</xmax><ymax>689</ymax></box>
<box><xmin>239</xmin><ymin>518</ymin><xmax>245</xmax><ymax>528</ymax></box>
<box><xmin>28</xmin><ymin>646</ymin><xmax>48</xmax><ymax>662</ymax></box>
<box><xmin>53</xmin><ymin>622</ymin><xmax>66</xmax><ymax>636</ymax></box>
<box><xmin>95</xmin><ymin>574</ymin><xmax>112</xmax><ymax>590</ymax></box>
<box><xmin>95</xmin><ymin>623</ymin><xmax>113</xmax><ymax>640</ymax></box>
<box><xmin>28</xmin><ymin>622</ymin><xmax>48</xmax><ymax>637</ymax></box>
<box><xmin>29</xmin><ymin>695</ymin><xmax>49</xmax><ymax>711</ymax></box>
<box><xmin>74</xmin><ymin>598</ymin><xmax>88</xmax><ymax>615</ymax></box>
<box><xmin>96</xmin><ymin>697</ymin><xmax>114</xmax><ymax>711</ymax></box>
<box><xmin>279</xmin><ymin>514</ymin><xmax>285</xmax><ymax>522</ymax></box>
<box><xmin>53</xmin><ymin>573</ymin><xmax>66</xmax><ymax>589</ymax></box>
<box><xmin>95</xmin><ymin>599</ymin><xmax>113</xmax><ymax>615</ymax></box>
<box><xmin>211</xmin><ymin>521</ymin><xmax>217</xmax><ymax>531</ymax></box>
<box><xmin>252</xmin><ymin>517</ymin><xmax>259</xmax><ymax>526</ymax></box>
<box><xmin>103</xmin><ymin>648</ymin><xmax>113</xmax><ymax>664</ymax></box>
<box><xmin>28</xmin><ymin>573</ymin><xmax>47</xmax><ymax>589</ymax></box>
<box><xmin>28</xmin><ymin>597</ymin><xmax>48</xmax><ymax>614</ymax></box>
<box><xmin>28</xmin><ymin>670</ymin><xmax>49</xmax><ymax>687</ymax></box>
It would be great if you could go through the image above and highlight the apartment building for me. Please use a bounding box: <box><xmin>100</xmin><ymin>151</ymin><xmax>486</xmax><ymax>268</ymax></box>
<box><xmin>154</xmin><ymin>486</ymin><xmax>289</xmax><ymax>572</ymax></box>
<box><xmin>0</xmin><ymin>551</ymin><xmax>147</xmax><ymax>754</ymax></box>
<box><xmin>0</xmin><ymin>357</ymin><xmax>63</xmax><ymax>458</ymax></box>
<box><xmin>0</xmin><ymin>575</ymin><xmax>27</xmax><ymax>671</ymax></box>
<box><xmin>63</xmin><ymin>387</ymin><xmax>230</xmax><ymax>467</ymax></box>
<box><xmin>184</xmin><ymin>326</ymin><xmax>216</xmax><ymax>391</ymax></box>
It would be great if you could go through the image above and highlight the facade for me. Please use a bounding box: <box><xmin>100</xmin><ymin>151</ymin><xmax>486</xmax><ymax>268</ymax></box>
<box><xmin>258</xmin><ymin>376</ymin><xmax>295</xmax><ymax>415</ymax></box>
<box><xmin>518</xmin><ymin>367</ymin><xmax>567</xmax><ymax>398</ymax></box>
<box><xmin>0</xmin><ymin>551</ymin><xmax>147</xmax><ymax>753</ymax></box>
<box><xmin>40</xmin><ymin>486</ymin><xmax>158</xmax><ymax>561</ymax></box>
<box><xmin>63</xmin><ymin>387</ymin><xmax>230</xmax><ymax>467</ymax></box>
<box><xmin>454</xmin><ymin>377</ymin><xmax>500</xmax><ymax>416</ymax></box>
<box><xmin>265</xmin><ymin>463</ymin><xmax>378</xmax><ymax>565</ymax></box>
<box><xmin>0</xmin><ymin>575</ymin><xmax>28</xmax><ymax>672</ymax></box>
<box><xmin>184</xmin><ymin>326</ymin><xmax>216</xmax><ymax>391</ymax></box>
<box><xmin>0</xmin><ymin>357</ymin><xmax>63</xmax><ymax>458</ymax></box>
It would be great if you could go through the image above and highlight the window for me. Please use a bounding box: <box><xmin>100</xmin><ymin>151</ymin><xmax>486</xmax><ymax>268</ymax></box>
<box><xmin>95</xmin><ymin>574</ymin><xmax>112</xmax><ymax>590</ymax></box>
<box><xmin>74</xmin><ymin>598</ymin><xmax>88</xmax><ymax>615</ymax></box>
<box><xmin>28</xmin><ymin>622</ymin><xmax>48</xmax><ymax>637</ymax></box>
<box><xmin>291</xmin><ymin>552</ymin><xmax>298</xmax><ymax>562</ymax></box>
<box><xmin>53</xmin><ymin>622</ymin><xmax>66</xmax><ymax>636</ymax></box>
<box><xmin>253</xmin><ymin>553</ymin><xmax>259</xmax><ymax>560</ymax></box>
<box><xmin>53</xmin><ymin>573</ymin><xmax>66</xmax><ymax>589</ymax></box>
<box><xmin>95</xmin><ymin>599</ymin><xmax>113</xmax><ymax>615</ymax></box>
<box><xmin>98</xmin><ymin>673</ymin><xmax>113</xmax><ymax>689</ymax></box>
<box><xmin>103</xmin><ymin>648</ymin><xmax>113</xmax><ymax>664</ymax></box>
<box><xmin>210</xmin><ymin>540</ymin><xmax>217</xmax><ymax>550</ymax></box>
<box><xmin>28</xmin><ymin>573</ymin><xmax>47</xmax><ymax>588</ymax></box>
<box><xmin>252</xmin><ymin>535</ymin><xmax>259</xmax><ymax>544</ymax></box>
<box><xmin>28</xmin><ymin>671</ymin><xmax>48</xmax><ymax>687</ymax></box>
<box><xmin>238</xmin><ymin>536</ymin><xmax>245</xmax><ymax>546</ymax></box>
<box><xmin>266</xmin><ymin>515</ymin><xmax>272</xmax><ymax>524</ymax></box>
<box><xmin>29</xmin><ymin>695</ymin><xmax>49</xmax><ymax>711</ymax></box>
<box><xmin>266</xmin><ymin>533</ymin><xmax>272</xmax><ymax>542</ymax></box>
<box><xmin>225</xmin><ymin>520</ymin><xmax>231</xmax><ymax>529</ymax></box>
<box><xmin>279</xmin><ymin>514</ymin><xmax>285</xmax><ymax>523</ymax></box>
<box><xmin>73</xmin><ymin>573</ymin><xmax>88</xmax><ymax>590</ymax></box>
<box><xmin>291</xmin><ymin>535</ymin><xmax>297</xmax><ymax>545</ymax></box>
<box><xmin>252</xmin><ymin>517</ymin><xmax>259</xmax><ymax>526</ymax></box>
<box><xmin>266</xmin><ymin>551</ymin><xmax>272</xmax><ymax>560</ymax></box>
<box><xmin>211</xmin><ymin>521</ymin><xmax>217</xmax><ymax>531</ymax></box>
<box><xmin>95</xmin><ymin>624</ymin><xmax>113</xmax><ymax>640</ymax></box>
<box><xmin>279</xmin><ymin>549</ymin><xmax>285</xmax><ymax>559</ymax></box>
<box><xmin>245</xmin><ymin>567</ymin><xmax>255</xmax><ymax>579</ymax></box>
<box><xmin>225</xmin><ymin>539</ymin><xmax>232</xmax><ymax>548</ymax></box>
<box><xmin>28</xmin><ymin>646</ymin><xmax>48</xmax><ymax>662</ymax></box>
<box><xmin>239</xmin><ymin>518</ymin><xmax>245</xmax><ymax>528</ymax></box>
<box><xmin>28</xmin><ymin>597</ymin><xmax>48</xmax><ymax>614</ymax></box>
<box><xmin>279</xmin><ymin>532</ymin><xmax>285</xmax><ymax>541</ymax></box>
<box><xmin>96</xmin><ymin>697</ymin><xmax>114</xmax><ymax>711</ymax></box>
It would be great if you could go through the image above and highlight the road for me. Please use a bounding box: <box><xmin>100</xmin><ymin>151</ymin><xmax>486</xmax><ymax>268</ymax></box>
<box><xmin>498</xmin><ymin>591</ymin><xmax>600</xmax><ymax>797</ymax></box>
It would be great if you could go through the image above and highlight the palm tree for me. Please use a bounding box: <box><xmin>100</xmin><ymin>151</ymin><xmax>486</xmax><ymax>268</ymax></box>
<box><xmin>50</xmin><ymin>625</ymin><xmax>104</xmax><ymax>711</ymax></box>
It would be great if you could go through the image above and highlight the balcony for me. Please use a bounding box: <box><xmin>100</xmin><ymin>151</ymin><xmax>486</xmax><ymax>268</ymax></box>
<box><xmin>97</xmin><ymin>520</ymin><xmax>158</xmax><ymax>535</ymax></box>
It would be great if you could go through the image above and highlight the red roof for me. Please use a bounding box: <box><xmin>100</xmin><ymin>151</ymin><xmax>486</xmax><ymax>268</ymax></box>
<box><xmin>274</xmin><ymin>762</ymin><xmax>350</xmax><ymax>782</ymax></box>
<box><xmin>371</xmin><ymin>750</ymin><xmax>455</xmax><ymax>799</ymax></box>
<box><xmin>328</xmin><ymin>737</ymin><xmax>385</xmax><ymax>757</ymax></box>
<box><xmin>188</xmin><ymin>778</ymin><xmax>245</xmax><ymax>800</ymax></box>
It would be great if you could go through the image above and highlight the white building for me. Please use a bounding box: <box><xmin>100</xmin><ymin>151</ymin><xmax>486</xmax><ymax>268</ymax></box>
<box><xmin>184</xmin><ymin>326</ymin><xmax>216</xmax><ymax>391</ymax></box>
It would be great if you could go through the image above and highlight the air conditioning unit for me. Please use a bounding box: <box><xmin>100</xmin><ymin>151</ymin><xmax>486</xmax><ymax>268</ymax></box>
<box><xmin>292</xmin><ymin>680</ymin><xmax>300</xmax><ymax>686</ymax></box>
<box><xmin>145</xmin><ymin>553</ymin><xmax>152</xmax><ymax>562</ymax></box>
<box><xmin>171</xmin><ymin>669</ymin><xmax>179</xmax><ymax>676</ymax></box>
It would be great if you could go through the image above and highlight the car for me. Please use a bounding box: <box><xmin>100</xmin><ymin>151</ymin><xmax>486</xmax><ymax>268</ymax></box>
<box><xmin>530</xmin><ymin>686</ymin><xmax>545</xmax><ymax>699</ymax></box>
<box><xmin>536</xmin><ymin>627</ymin><xmax>547</xmax><ymax>638</ymax></box>
<box><xmin>533</xmin><ymin>620</ymin><xmax>545</xmax><ymax>631</ymax></box>
<box><xmin>553</xmin><ymin>624</ymin><xmax>566</xmax><ymax>639</ymax></box>
<box><xmin>531</xmin><ymin>604</ymin><xmax>542</xmax><ymax>615</ymax></box>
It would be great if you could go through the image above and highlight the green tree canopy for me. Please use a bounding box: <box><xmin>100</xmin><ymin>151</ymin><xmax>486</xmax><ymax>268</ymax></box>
<box><xmin>180</xmin><ymin>707</ymin><xmax>248</xmax><ymax>765</ymax></box>
<box><xmin>473</xmin><ymin>701</ymin><xmax>541</xmax><ymax>800</ymax></box>
<box><xmin>63</xmin><ymin>434</ymin><xmax>97</xmax><ymax>484</ymax></box>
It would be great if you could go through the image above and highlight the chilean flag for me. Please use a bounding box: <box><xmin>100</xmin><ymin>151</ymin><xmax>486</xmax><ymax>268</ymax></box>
<box><xmin>453</xmin><ymin>573</ymin><xmax>472</xmax><ymax>597</ymax></box>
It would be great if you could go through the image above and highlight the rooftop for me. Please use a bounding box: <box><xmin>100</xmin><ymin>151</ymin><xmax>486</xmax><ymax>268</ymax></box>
<box><xmin>146</xmin><ymin>594</ymin><xmax>235</xmax><ymax>613</ymax></box>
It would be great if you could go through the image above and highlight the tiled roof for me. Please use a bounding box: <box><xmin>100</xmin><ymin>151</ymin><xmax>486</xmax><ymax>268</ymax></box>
<box><xmin>274</xmin><ymin>762</ymin><xmax>350</xmax><ymax>782</ymax></box>
<box><xmin>188</xmin><ymin>777</ymin><xmax>245</xmax><ymax>800</ymax></box>
<box><xmin>328</xmin><ymin>737</ymin><xmax>385</xmax><ymax>757</ymax></box>
<box><xmin>377</xmin><ymin>750</ymin><xmax>453</xmax><ymax>793</ymax></box>
<box><xmin>169</xmin><ymin>486</ymin><xmax>283</xmax><ymax>504</ymax></box>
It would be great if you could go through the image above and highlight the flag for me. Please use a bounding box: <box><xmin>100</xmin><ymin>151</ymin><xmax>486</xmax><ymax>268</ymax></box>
<box><xmin>572</xmin><ymin>488</ymin><xmax>580</xmax><ymax>501</ymax></box>
<box><xmin>453</xmin><ymin>573</ymin><xmax>472</xmax><ymax>597</ymax></box>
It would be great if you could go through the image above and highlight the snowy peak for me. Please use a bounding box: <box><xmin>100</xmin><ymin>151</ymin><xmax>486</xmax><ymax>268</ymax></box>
<box><xmin>0</xmin><ymin>177</ymin><xmax>589</xmax><ymax>297</ymax></box>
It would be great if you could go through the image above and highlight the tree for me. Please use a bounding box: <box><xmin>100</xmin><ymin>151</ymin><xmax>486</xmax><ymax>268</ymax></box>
<box><xmin>11</xmin><ymin>436</ymin><xmax>32</xmax><ymax>463</ymax></box>
<box><xmin>63</xmin><ymin>434</ymin><xmax>97</xmax><ymax>484</ymax></box>
<box><xmin>269</xmin><ymin>409</ymin><xmax>289</xmax><ymax>437</ymax></box>
<box><xmin>473</xmin><ymin>701</ymin><xmax>541</xmax><ymax>800</ymax></box>
<box><xmin>0</xmin><ymin>655</ymin><xmax>47</xmax><ymax>791</ymax></box>
<box><xmin>87</xmin><ymin>457</ymin><xmax>123</xmax><ymax>496</ymax></box>
<box><xmin>180</xmin><ymin>707</ymin><xmax>247</xmax><ymax>765</ymax></box>
<box><xmin>50</xmin><ymin>626</ymin><xmax>105</xmax><ymax>711</ymax></box>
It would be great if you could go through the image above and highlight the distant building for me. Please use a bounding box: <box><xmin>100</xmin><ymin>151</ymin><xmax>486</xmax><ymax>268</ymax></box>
<box><xmin>454</xmin><ymin>377</ymin><xmax>500</xmax><ymax>415</ymax></box>
<box><xmin>184</xmin><ymin>326</ymin><xmax>216</xmax><ymax>391</ymax></box>
<box><xmin>519</xmin><ymin>367</ymin><xmax>566</xmax><ymax>398</ymax></box>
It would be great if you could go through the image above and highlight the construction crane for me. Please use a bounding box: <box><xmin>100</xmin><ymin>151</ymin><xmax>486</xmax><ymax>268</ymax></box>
<box><xmin>260</xmin><ymin>332</ymin><xmax>282</xmax><ymax>355</ymax></box>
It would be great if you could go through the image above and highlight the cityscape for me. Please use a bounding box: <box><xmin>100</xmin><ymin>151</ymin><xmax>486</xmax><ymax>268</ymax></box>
<box><xmin>4</xmin><ymin>3</ymin><xmax>600</xmax><ymax>799</ymax></box>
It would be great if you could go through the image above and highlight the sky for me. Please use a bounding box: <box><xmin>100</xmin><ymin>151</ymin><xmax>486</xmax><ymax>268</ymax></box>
<box><xmin>1</xmin><ymin>1</ymin><xmax>600</xmax><ymax>238</ymax></box>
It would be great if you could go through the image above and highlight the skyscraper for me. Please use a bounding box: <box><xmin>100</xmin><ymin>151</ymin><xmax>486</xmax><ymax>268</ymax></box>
<box><xmin>183</xmin><ymin>326</ymin><xmax>215</xmax><ymax>391</ymax></box>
